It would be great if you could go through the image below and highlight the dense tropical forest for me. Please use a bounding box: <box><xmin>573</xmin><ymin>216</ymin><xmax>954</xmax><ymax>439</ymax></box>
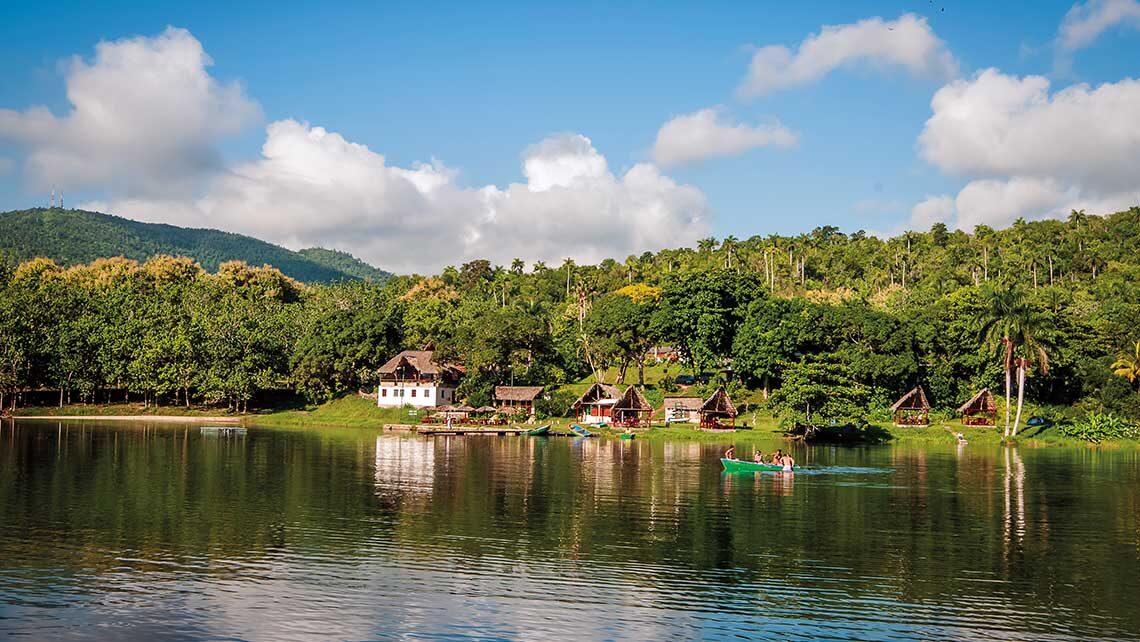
<box><xmin>0</xmin><ymin>208</ymin><xmax>392</xmax><ymax>283</ymax></box>
<box><xmin>1</xmin><ymin>207</ymin><xmax>1138</xmax><ymax>431</ymax></box>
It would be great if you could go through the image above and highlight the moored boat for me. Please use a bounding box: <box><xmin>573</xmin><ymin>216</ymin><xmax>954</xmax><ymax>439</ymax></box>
<box><xmin>570</xmin><ymin>424</ymin><xmax>594</xmax><ymax>438</ymax></box>
<box><xmin>523</xmin><ymin>424</ymin><xmax>551</xmax><ymax>436</ymax></box>
<box><xmin>720</xmin><ymin>458</ymin><xmax>789</xmax><ymax>472</ymax></box>
<box><xmin>618</xmin><ymin>433</ymin><xmax>635</xmax><ymax>440</ymax></box>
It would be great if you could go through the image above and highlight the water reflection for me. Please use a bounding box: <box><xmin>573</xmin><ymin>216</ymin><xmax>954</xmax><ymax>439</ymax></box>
<box><xmin>1004</xmin><ymin>447</ymin><xmax>1027</xmax><ymax>552</ymax></box>
<box><xmin>0</xmin><ymin>421</ymin><xmax>1138</xmax><ymax>640</ymax></box>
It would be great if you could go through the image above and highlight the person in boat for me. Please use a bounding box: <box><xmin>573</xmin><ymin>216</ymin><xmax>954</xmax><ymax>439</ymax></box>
<box><xmin>771</xmin><ymin>449</ymin><xmax>784</xmax><ymax>465</ymax></box>
<box><xmin>753</xmin><ymin>450</ymin><xmax>765</xmax><ymax>464</ymax></box>
<box><xmin>725</xmin><ymin>446</ymin><xmax>736</xmax><ymax>460</ymax></box>
<box><xmin>779</xmin><ymin>453</ymin><xmax>795</xmax><ymax>471</ymax></box>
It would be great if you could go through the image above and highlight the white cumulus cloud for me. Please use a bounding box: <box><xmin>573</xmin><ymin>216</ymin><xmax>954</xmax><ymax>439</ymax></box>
<box><xmin>0</xmin><ymin>27</ymin><xmax>260</xmax><ymax>196</ymax></box>
<box><xmin>915</xmin><ymin>68</ymin><xmax>1140</xmax><ymax>229</ymax></box>
<box><xmin>650</xmin><ymin>108</ymin><xmax>796</xmax><ymax>167</ymax></box>
<box><xmin>1056</xmin><ymin>0</ymin><xmax>1140</xmax><ymax>62</ymax></box>
<box><xmin>87</xmin><ymin>124</ymin><xmax>710</xmax><ymax>274</ymax></box>
<box><xmin>909</xmin><ymin>195</ymin><xmax>956</xmax><ymax>229</ymax></box>
<box><xmin>738</xmin><ymin>13</ymin><xmax>958</xmax><ymax>97</ymax></box>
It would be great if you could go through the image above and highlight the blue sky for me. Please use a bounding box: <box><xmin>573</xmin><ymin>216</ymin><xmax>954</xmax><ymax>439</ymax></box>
<box><xmin>1</xmin><ymin>0</ymin><xmax>1138</xmax><ymax>272</ymax></box>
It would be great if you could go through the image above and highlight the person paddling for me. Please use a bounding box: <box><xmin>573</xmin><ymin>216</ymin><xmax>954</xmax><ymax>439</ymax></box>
<box><xmin>725</xmin><ymin>446</ymin><xmax>736</xmax><ymax>460</ymax></box>
<box><xmin>753</xmin><ymin>450</ymin><xmax>765</xmax><ymax>464</ymax></box>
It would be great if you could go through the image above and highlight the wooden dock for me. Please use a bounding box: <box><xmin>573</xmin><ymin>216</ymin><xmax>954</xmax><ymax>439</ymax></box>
<box><xmin>416</xmin><ymin>426</ymin><xmax>531</xmax><ymax>436</ymax></box>
<box><xmin>380</xmin><ymin>423</ymin><xmax>580</xmax><ymax>437</ymax></box>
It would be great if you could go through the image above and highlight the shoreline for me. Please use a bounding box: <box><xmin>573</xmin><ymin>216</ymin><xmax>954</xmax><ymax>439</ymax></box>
<box><xmin>10</xmin><ymin>415</ymin><xmax>242</xmax><ymax>423</ymax></box>
<box><xmin>11</xmin><ymin>400</ymin><xmax>1139</xmax><ymax>449</ymax></box>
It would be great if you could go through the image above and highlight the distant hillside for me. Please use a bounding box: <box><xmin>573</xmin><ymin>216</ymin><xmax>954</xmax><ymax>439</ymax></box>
<box><xmin>0</xmin><ymin>208</ymin><xmax>391</xmax><ymax>283</ymax></box>
<box><xmin>298</xmin><ymin>247</ymin><xmax>391</xmax><ymax>282</ymax></box>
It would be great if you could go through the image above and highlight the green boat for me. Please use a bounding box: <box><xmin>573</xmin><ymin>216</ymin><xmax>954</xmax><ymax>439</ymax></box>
<box><xmin>523</xmin><ymin>424</ymin><xmax>551</xmax><ymax>436</ymax></box>
<box><xmin>720</xmin><ymin>458</ymin><xmax>789</xmax><ymax>472</ymax></box>
<box><xmin>618</xmin><ymin>433</ymin><xmax>635</xmax><ymax>440</ymax></box>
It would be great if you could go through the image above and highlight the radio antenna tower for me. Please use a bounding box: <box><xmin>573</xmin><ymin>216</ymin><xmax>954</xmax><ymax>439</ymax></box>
<box><xmin>50</xmin><ymin>186</ymin><xmax>56</xmax><ymax>208</ymax></box>
<box><xmin>59</xmin><ymin>191</ymin><xmax>64</xmax><ymax>209</ymax></box>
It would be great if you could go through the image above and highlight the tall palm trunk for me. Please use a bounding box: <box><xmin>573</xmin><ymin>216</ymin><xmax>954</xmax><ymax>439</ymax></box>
<box><xmin>1011</xmin><ymin>360</ymin><xmax>1027</xmax><ymax>438</ymax></box>
<box><xmin>1002</xmin><ymin>336</ymin><xmax>1014</xmax><ymax>439</ymax></box>
<box><xmin>1003</xmin><ymin>368</ymin><xmax>1012</xmax><ymax>438</ymax></box>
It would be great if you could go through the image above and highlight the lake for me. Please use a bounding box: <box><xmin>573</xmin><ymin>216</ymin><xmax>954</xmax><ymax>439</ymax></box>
<box><xmin>1</xmin><ymin>419</ymin><xmax>1139</xmax><ymax>641</ymax></box>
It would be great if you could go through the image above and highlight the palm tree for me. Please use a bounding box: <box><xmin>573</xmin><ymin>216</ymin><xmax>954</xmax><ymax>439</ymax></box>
<box><xmin>721</xmin><ymin>235</ymin><xmax>738</xmax><ymax>269</ymax></box>
<box><xmin>1112</xmin><ymin>341</ymin><xmax>1140</xmax><ymax>394</ymax></box>
<box><xmin>979</xmin><ymin>287</ymin><xmax>1021</xmax><ymax>437</ymax></box>
<box><xmin>561</xmin><ymin>258</ymin><xmax>575</xmax><ymax>299</ymax></box>
<box><xmin>1009</xmin><ymin>310</ymin><xmax>1050</xmax><ymax>438</ymax></box>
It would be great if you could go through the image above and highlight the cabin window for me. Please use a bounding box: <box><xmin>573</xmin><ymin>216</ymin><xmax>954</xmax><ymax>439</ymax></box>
<box><xmin>381</xmin><ymin>389</ymin><xmax>387</xmax><ymax>397</ymax></box>
<box><xmin>411</xmin><ymin>389</ymin><xmax>417</xmax><ymax>398</ymax></box>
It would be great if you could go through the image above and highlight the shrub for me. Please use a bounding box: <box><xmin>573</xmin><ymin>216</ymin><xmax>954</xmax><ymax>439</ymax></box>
<box><xmin>1058</xmin><ymin>413</ymin><xmax>1139</xmax><ymax>443</ymax></box>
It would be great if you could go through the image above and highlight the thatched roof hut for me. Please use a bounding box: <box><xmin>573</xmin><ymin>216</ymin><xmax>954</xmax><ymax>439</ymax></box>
<box><xmin>957</xmin><ymin>388</ymin><xmax>997</xmax><ymax>426</ymax></box>
<box><xmin>699</xmin><ymin>386</ymin><xmax>738</xmax><ymax>430</ymax></box>
<box><xmin>493</xmin><ymin>385</ymin><xmax>544</xmax><ymax>416</ymax></box>
<box><xmin>570</xmin><ymin>383</ymin><xmax>621</xmax><ymax>411</ymax></box>
<box><xmin>612</xmin><ymin>386</ymin><xmax>653</xmax><ymax>427</ymax></box>
<box><xmin>570</xmin><ymin>382</ymin><xmax>622</xmax><ymax>423</ymax></box>
<box><xmin>891</xmin><ymin>386</ymin><xmax>930</xmax><ymax>427</ymax></box>
<box><xmin>494</xmin><ymin>386</ymin><xmax>543</xmax><ymax>402</ymax></box>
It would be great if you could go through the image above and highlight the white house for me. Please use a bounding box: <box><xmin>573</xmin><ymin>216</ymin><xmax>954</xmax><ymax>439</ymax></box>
<box><xmin>376</xmin><ymin>350</ymin><xmax>462</xmax><ymax>408</ymax></box>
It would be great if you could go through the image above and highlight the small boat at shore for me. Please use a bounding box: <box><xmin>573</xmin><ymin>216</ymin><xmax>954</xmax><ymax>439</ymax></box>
<box><xmin>570</xmin><ymin>424</ymin><xmax>594</xmax><ymax>438</ymax></box>
<box><xmin>720</xmin><ymin>458</ymin><xmax>790</xmax><ymax>473</ymax></box>
<box><xmin>618</xmin><ymin>433</ymin><xmax>635</xmax><ymax>440</ymax></box>
<box><xmin>522</xmin><ymin>424</ymin><xmax>551</xmax><ymax>436</ymax></box>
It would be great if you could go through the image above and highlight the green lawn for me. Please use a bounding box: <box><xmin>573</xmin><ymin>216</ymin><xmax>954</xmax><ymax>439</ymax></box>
<box><xmin>254</xmin><ymin>395</ymin><xmax>420</xmax><ymax>428</ymax></box>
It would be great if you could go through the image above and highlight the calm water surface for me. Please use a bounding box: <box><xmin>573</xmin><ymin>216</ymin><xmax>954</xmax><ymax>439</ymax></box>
<box><xmin>1</xmin><ymin>419</ymin><xmax>1139</xmax><ymax>641</ymax></box>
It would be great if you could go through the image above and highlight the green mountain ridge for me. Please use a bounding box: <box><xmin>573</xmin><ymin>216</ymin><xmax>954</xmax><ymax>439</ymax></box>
<box><xmin>297</xmin><ymin>247</ymin><xmax>390</xmax><ymax>282</ymax></box>
<box><xmin>0</xmin><ymin>208</ymin><xmax>392</xmax><ymax>283</ymax></box>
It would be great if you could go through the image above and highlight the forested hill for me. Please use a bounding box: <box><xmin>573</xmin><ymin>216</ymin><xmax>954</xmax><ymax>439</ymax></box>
<box><xmin>298</xmin><ymin>247</ymin><xmax>391</xmax><ymax>282</ymax></box>
<box><xmin>0</xmin><ymin>208</ymin><xmax>391</xmax><ymax>283</ymax></box>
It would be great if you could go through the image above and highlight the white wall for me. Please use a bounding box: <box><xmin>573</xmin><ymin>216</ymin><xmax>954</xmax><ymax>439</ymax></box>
<box><xmin>377</xmin><ymin>383</ymin><xmax>455</xmax><ymax>408</ymax></box>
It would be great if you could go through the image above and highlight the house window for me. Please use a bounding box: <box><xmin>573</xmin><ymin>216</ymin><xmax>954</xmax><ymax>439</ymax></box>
<box><xmin>381</xmin><ymin>389</ymin><xmax>387</xmax><ymax>397</ymax></box>
<box><xmin>411</xmin><ymin>389</ymin><xmax>417</xmax><ymax>398</ymax></box>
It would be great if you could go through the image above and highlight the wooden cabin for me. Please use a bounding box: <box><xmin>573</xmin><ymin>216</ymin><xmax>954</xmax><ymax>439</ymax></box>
<box><xmin>493</xmin><ymin>386</ymin><xmax>544</xmax><ymax>417</ymax></box>
<box><xmin>699</xmin><ymin>386</ymin><xmax>738</xmax><ymax>430</ymax></box>
<box><xmin>377</xmin><ymin>350</ymin><xmax>463</xmax><ymax>408</ymax></box>
<box><xmin>891</xmin><ymin>386</ymin><xmax>931</xmax><ymax>427</ymax></box>
<box><xmin>612</xmin><ymin>386</ymin><xmax>653</xmax><ymax>428</ymax></box>
<box><xmin>958</xmin><ymin>388</ymin><xmax>997</xmax><ymax>426</ymax></box>
<box><xmin>663</xmin><ymin>397</ymin><xmax>702</xmax><ymax>424</ymax></box>
<box><xmin>570</xmin><ymin>383</ymin><xmax>622</xmax><ymax>424</ymax></box>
